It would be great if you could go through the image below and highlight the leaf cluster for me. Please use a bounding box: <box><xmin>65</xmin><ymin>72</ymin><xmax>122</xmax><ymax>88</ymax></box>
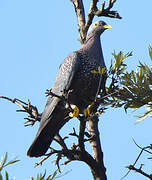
<box><xmin>0</xmin><ymin>152</ymin><xmax>20</xmax><ymax>180</ymax></box>
<box><xmin>0</xmin><ymin>153</ymin><xmax>60</xmax><ymax>180</ymax></box>
<box><xmin>30</xmin><ymin>169</ymin><xmax>59</xmax><ymax>180</ymax></box>
<box><xmin>103</xmin><ymin>51</ymin><xmax>132</xmax><ymax>108</ymax></box>
<box><xmin>104</xmin><ymin>45</ymin><xmax>152</xmax><ymax>121</ymax></box>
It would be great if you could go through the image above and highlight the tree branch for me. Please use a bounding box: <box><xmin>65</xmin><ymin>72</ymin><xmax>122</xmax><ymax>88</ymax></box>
<box><xmin>71</xmin><ymin>0</ymin><xmax>122</xmax><ymax>44</ymax></box>
<box><xmin>126</xmin><ymin>165</ymin><xmax>152</xmax><ymax>180</ymax></box>
<box><xmin>0</xmin><ymin>96</ymin><xmax>41</xmax><ymax>126</ymax></box>
<box><xmin>85</xmin><ymin>0</ymin><xmax>98</xmax><ymax>34</ymax></box>
<box><xmin>122</xmin><ymin>141</ymin><xmax>152</xmax><ymax>180</ymax></box>
<box><xmin>95</xmin><ymin>0</ymin><xmax>122</xmax><ymax>19</ymax></box>
<box><xmin>87</xmin><ymin>116</ymin><xmax>107</xmax><ymax>180</ymax></box>
<box><xmin>71</xmin><ymin>0</ymin><xmax>86</xmax><ymax>44</ymax></box>
<box><xmin>78</xmin><ymin>117</ymin><xmax>86</xmax><ymax>151</ymax></box>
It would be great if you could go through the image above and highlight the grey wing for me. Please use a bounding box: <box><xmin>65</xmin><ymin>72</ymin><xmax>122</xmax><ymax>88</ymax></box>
<box><xmin>41</xmin><ymin>52</ymin><xmax>80</xmax><ymax>122</ymax></box>
<box><xmin>51</xmin><ymin>52</ymin><xmax>80</xmax><ymax>95</ymax></box>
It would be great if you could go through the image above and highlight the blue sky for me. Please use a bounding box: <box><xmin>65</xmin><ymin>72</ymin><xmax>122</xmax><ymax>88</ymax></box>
<box><xmin>0</xmin><ymin>0</ymin><xmax>152</xmax><ymax>179</ymax></box>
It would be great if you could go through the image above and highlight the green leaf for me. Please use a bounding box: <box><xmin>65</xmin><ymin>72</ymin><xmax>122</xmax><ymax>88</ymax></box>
<box><xmin>4</xmin><ymin>160</ymin><xmax>20</xmax><ymax>168</ymax></box>
<box><xmin>131</xmin><ymin>71</ymin><xmax>136</xmax><ymax>83</ymax></box>
<box><xmin>139</xmin><ymin>67</ymin><xmax>143</xmax><ymax>81</ymax></box>
<box><xmin>136</xmin><ymin>109</ymin><xmax>152</xmax><ymax>118</ymax></box>
<box><xmin>124</xmin><ymin>51</ymin><xmax>133</xmax><ymax>59</ymax></box>
<box><xmin>136</xmin><ymin>69</ymin><xmax>140</xmax><ymax>83</ymax></box>
<box><xmin>5</xmin><ymin>171</ymin><xmax>8</xmax><ymax>180</ymax></box>
<box><xmin>0</xmin><ymin>153</ymin><xmax>7</xmax><ymax>171</ymax></box>
<box><xmin>110</xmin><ymin>58</ymin><xmax>113</xmax><ymax>68</ymax></box>
<box><xmin>0</xmin><ymin>173</ymin><xmax>2</xmax><ymax>180</ymax></box>
<box><xmin>50</xmin><ymin>169</ymin><xmax>58</xmax><ymax>180</ymax></box>
<box><xmin>149</xmin><ymin>45</ymin><xmax>152</xmax><ymax>61</ymax></box>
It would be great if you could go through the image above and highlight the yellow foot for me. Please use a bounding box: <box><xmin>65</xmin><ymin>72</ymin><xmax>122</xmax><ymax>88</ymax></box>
<box><xmin>84</xmin><ymin>102</ymin><xmax>94</xmax><ymax>118</ymax></box>
<box><xmin>69</xmin><ymin>105</ymin><xmax>79</xmax><ymax>118</ymax></box>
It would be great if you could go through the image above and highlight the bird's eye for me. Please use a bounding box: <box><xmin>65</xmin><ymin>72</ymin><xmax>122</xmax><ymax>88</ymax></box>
<box><xmin>94</xmin><ymin>23</ymin><xmax>98</xmax><ymax>26</ymax></box>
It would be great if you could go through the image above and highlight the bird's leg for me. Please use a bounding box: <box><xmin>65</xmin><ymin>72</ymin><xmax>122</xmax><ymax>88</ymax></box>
<box><xmin>69</xmin><ymin>104</ymin><xmax>80</xmax><ymax>118</ymax></box>
<box><xmin>62</xmin><ymin>89</ymin><xmax>80</xmax><ymax>118</ymax></box>
<box><xmin>83</xmin><ymin>102</ymin><xmax>94</xmax><ymax>118</ymax></box>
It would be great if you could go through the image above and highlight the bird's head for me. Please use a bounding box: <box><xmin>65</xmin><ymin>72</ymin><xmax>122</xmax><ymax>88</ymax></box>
<box><xmin>86</xmin><ymin>21</ymin><xmax>112</xmax><ymax>40</ymax></box>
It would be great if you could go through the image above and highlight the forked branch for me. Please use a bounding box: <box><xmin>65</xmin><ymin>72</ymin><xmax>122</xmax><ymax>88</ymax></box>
<box><xmin>0</xmin><ymin>96</ymin><xmax>41</xmax><ymax>126</ymax></box>
<box><xmin>122</xmin><ymin>140</ymin><xmax>152</xmax><ymax>180</ymax></box>
<box><xmin>71</xmin><ymin>0</ymin><xmax>121</xmax><ymax>43</ymax></box>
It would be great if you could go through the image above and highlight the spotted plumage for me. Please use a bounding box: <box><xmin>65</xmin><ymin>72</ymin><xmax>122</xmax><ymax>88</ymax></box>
<box><xmin>27</xmin><ymin>21</ymin><xmax>112</xmax><ymax>157</ymax></box>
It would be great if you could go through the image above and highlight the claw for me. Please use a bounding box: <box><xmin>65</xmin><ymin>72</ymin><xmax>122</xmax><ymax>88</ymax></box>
<box><xmin>83</xmin><ymin>102</ymin><xmax>94</xmax><ymax>117</ymax></box>
<box><xmin>69</xmin><ymin>105</ymin><xmax>79</xmax><ymax>117</ymax></box>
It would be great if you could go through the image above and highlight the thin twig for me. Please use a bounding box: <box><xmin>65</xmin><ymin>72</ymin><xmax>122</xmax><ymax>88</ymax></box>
<box><xmin>34</xmin><ymin>148</ymin><xmax>60</xmax><ymax>167</ymax></box>
<box><xmin>86</xmin><ymin>0</ymin><xmax>121</xmax><ymax>34</ymax></box>
<box><xmin>95</xmin><ymin>0</ymin><xmax>122</xmax><ymax>19</ymax></box>
<box><xmin>0</xmin><ymin>96</ymin><xmax>41</xmax><ymax>126</ymax></box>
<box><xmin>121</xmin><ymin>140</ymin><xmax>152</xmax><ymax>180</ymax></box>
<box><xmin>133</xmin><ymin>139</ymin><xmax>152</xmax><ymax>155</ymax></box>
<box><xmin>69</xmin><ymin>128</ymin><xmax>79</xmax><ymax>138</ymax></box>
<box><xmin>126</xmin><ymin>165</ymin><xmax>152</xmax><ymax>180</ymax></box>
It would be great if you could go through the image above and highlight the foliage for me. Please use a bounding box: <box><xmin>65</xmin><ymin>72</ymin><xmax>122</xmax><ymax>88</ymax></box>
<box><xmin>103</xmin><ymin>51</ymin><xmax>132</xmax><ymax>108</ymax></box>
<box><xmin>0</xmin><ymin>152</ymin><xmax>61</xmax><ymax>180</ymax></box>
<box><xmin>0</xmin><ymin>152</ymin><xmax>20</xmax><ymax>180</ymax></box>
<box><xmin>30</xmin><ymin>169</ymin><xmax>71</xmax><ymax>180</ymax></box>
<box><xmin>105</xmin><ymin>45</ymin><xmax>152</xmax><ymax>122</ymax></box>
<box><xmin>30</xmin><ymin>169</ymin><xmax>59</xmax><ymax>180</ymax></box>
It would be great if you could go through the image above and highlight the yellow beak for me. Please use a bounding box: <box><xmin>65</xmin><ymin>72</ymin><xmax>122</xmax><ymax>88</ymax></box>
<box><xmin>103</xmin><ymin>25</ymin><xmax>112</xmax><ymax>29</ymax></box>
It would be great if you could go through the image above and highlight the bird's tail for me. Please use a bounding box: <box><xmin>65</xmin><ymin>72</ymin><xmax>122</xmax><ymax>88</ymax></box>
<box><xmin>27</xmin><ymin>100</ymin><xmax>69</xmax><ymax>157</ymax></box>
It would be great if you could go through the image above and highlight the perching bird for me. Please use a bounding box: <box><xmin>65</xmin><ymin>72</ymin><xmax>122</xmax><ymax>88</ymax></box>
<box><xmin>27</xmin><ymin>20</ymin><xmax>112</xmax><ymax>157</ymax></box>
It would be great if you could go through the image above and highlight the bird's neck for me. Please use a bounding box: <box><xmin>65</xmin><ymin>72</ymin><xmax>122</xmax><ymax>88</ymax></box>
<box><xmin>81</xmin><ymin>34</ymin><xmax>105</xmax><ymax>66</ymax></box>
<box><xmin>84</xmin><ymin>34</ymin><xmax>101</xmax><ymax>50</ymax></box>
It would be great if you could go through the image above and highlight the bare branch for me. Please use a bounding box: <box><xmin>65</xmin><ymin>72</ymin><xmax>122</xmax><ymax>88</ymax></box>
<box><xmin>85</xmin><ymin>0</ymin><xmax>121</xmax><ymax>35</ymax></box>
<box><xmin>122</xmin><ymin>141</ymin><xmax>152</xmax><ymax>180</ymax></box>
<box><xmin>95</xmin><ymin>0</ymin><xmax>122</xmax><ymax>19</ymax></box>
<box><xmin>71</xmin><ymin>0</ymin><xmax>121</xmax><ymax>44</ymax></box>
<box><xmin>133</xmin><ymin>139</ymin><xmax>152</xmax><ymax>155</ymax></box>
<box><xmin>78</xmin><ymin>116</ymin><xmax>86</xmax><ymax>151</ymax></box>
<box><xmin>54</xmin><ymin>133</ymin><xmax>68</xmax><ymax>150</ymax></box>
<box><xmin>71</xmin><ymin>0</ymin><xmax>86</xmax><ymax>44</ymax></box>
<box><xmin>0</xmin><ymin>96</ymin><xmax>41</xmax><ymax>126</ymax></box>
<box><xmin>126</xmin><ymin>165</ymin><xmax>152</xmax><ymax>180</ymax></box>
<box><xmin>56</xmin><ymin>153</ymin><xmax>62</xmax><ymax>172</ymax></box>
<box><xmin>87</xmin><ymin>116</ymin><xmax>107</xmax><ymax>179</ymax></box>
<box><xmin>85</xmin><ymin>0</ymin><xmax>98</xmax><ymax>33</ymax></box>
<box><xmin>69</xmin><ymin>128</ymin><xmax>79</xmax><ymax>138</ymax></box>
<box><xmin>34</xmin><ymin>148</ymin><xmax>60</xmax><ymax>167</ymax></box>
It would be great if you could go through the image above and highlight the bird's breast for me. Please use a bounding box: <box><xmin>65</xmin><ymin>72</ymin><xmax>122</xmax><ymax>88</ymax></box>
<box><xmin>68</xmin><ymin>56</ymin><xmax>104</xmax><ymax>112</ymax></box>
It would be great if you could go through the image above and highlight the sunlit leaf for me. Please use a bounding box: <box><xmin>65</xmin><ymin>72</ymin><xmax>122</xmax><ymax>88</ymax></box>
<box><xmin>149</xmin><ymin>45</ymin><xmax>152</xmax><ymax>61</ymax></box>
<box><xmin>139</xmin><ymin>67</ymin><xmax>143</xmax><ymax>81</ymax></box>
<box><xmin>136</xmin><ymin>69</ymin><xmax>140</xmax><ymax>83</ymax></box>
<box><xmin>5</xmin><ymin>171</ymin><xmax>8</xmax><ymax>180</ymax></box>
<box><xmin>0</xmin><ymin>173</ymin><xmax>2</xmax><ymax>180</ymax></box>
<box><xmin>131</xmin><ymin>71</ymin><xmax>136</xmax><ymax>83</ymax></box>
<box><xmin>0</xmin><ymin>152</ymin><xmax>7</xmax><ymax>171</ymax></box>
<box><xmin>4</xmin><ymin>160</ymin><xmax>20</xmax><ymax>168</ymax></box>
<box><xmin>91</xmin><ymin>70</ymin><xmax>98</xmax><ymax>74</ymax></box>
<box><xmin>50</xmin><ymin>169</ymin><xmax>58</xmax><ymax>180</ymax></box>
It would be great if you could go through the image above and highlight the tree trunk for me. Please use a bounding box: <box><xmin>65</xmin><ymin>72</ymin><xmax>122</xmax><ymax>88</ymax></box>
<box><xmin>87</xmin><ymin>116</ymin><xmax>107</xmax><ymax>180</ymax></box>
